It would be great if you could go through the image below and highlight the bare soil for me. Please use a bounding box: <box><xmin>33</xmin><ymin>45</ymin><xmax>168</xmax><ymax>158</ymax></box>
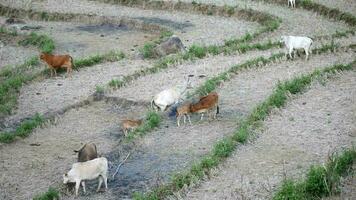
<box><xmin>1</xmin><ymin>50</ymin><xmax>353</xmax><ymax>200</ymax></box>
<box><xmin>0</xmin><ymin>44</ymin><xmax>37</xmax><ymax>69</ymax></box>
<box><xmin>1</xmin><ymin>58</ymin><xmax>152</xmax><ymax>128</ymax></box>
<box><xmin>313</xmin><ymin>0</ymin><xmax>356</xmax><ymax>15</ymax></box>
<box><xmin>0</xmin><ymin>100</ymin><xmax>147</xmax><ymax>200</ymax></box>
<box><xmin>0</xmin><ymin>0</ymin><xmax>355</xmax><ymax>199</ymax></box>
<box><xmin>183</xmin><ymin>70</ymin><xmax>356</xmax><ymax>200</ymax></box>
<box><xmin>0</xmin><ymin>16</ymin><xmax>158</xmax><ymax>58</ymax></box>
<box><xmin>4</xmin><ymin>0</ymin><xmax>260</xmax><ymax>46</ymax></box>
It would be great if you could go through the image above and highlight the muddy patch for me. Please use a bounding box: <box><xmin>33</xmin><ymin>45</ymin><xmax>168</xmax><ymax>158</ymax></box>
<box><xmin>72</xmin><ymin>23</ymin><xmax>129</xmax><ymax>35</ymax></box>
<box><xmin>134</xmin><ymin>16</ymin><xmax>193</xmax><ymax>30</ymax></box>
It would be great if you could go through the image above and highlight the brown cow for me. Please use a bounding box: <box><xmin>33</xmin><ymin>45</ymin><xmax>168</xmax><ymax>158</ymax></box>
<box><xmin>74</xmin><ymin>143</ymin><xmax>98</xmax><ymax>162</ymax></box>
<box><xmin>190</xmin><ymin>92</ymin><xmax>219</xmax><ymax>121</ymax></box>
<box><xmin>40</xmin><ymin>53</ymin><xmax>73</xmax><ymax>77</ymax></box>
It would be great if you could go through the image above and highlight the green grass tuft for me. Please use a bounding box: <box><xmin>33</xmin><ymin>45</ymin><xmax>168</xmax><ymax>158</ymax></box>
<box><xmin>19</xmin><ymin>32</ymin><xmax>55</xmax><ymax>53</ymax></box>
<box><xmin>33</xmin><ymin>187</ymin><xmax>59</xmax><ymax>200</ymax></box>
<box><xmin>126</xmin><ymin>111</ymin><xmax>161</xmax><ymax>140</ymax></box>
<box><xmin>0</xmin><ymin>114</ymin><xmax>44</xmax><ymax>143</ymax></box>
<box><xmin>188</xmin><ymin>45</ymin><xmax>207</xmax><ymax>59</ymax></box>
<box><xmin>140</xmin><ymin>42</ymin><xmax>156</xmax><ymax>59</ymax></box>
<box><xmin>74</xmin><ymin>51</ymin><xmax>125</xmax><ymax>69</ymax></box>
<box><xmin>273</xmin><ymin>148</ymin><xmax>356</xmax><ymax>199</ymax></box>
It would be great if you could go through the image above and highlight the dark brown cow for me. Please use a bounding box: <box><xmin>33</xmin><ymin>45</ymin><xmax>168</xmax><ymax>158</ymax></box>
<box><xmin>74</xmin><ymin>143</ymin><xmax>98</xmax><ymax>162</ymax></box>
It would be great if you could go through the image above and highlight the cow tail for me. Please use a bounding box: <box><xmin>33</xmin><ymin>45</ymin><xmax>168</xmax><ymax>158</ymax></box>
<box><xmin>151</xmin><ymin>99</ymin><xmax>155</xmax><ymax>110</ymax></box>
<box><xmin>69</xmin><ymin>55</ymin><xmax>76</xmax><ymax>71</ymax></box>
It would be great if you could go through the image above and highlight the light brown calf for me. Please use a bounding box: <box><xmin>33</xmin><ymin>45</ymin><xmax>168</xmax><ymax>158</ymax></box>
<box><xmin>121</xmin><ymin>119</ymin><xmax>143</xmax><ymax>136</ymax></box>
<box><xmin>176</xmin><ymin>103</ymin><xmax>192</xmax><ymax>126</ymax></box>
<box><xmin>190</xmin><ymin>92</ymin><xmax>219</xmax><ymax>121</ymax></box>
<box><xmin>40</xmin><ymin>53</ymin><xmax>73</xmax><ymax>77</ymax></box>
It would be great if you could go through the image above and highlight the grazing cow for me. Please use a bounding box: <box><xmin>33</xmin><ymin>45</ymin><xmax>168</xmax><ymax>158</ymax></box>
<box><xmin>63</xmin><ymin>157</ymin><xmax>108</xmax><ymax>197</ymax></box>
<box><xmin>176</xmin><ymin>103</ymin><xmax>192</xmax><ymax>126</ymax></box>
<box><xmin>288</xmin><ymin>0</ymin><xmax>296</xmax><ymax>8</ymax></box>
<box><xmin>121</xmin><ymin>119</ymin><xmax>143</xmax><ymax>136</ymax></box>
<box><xmin>40</xmin><ymin>53</ymin><xmax>73</xmax><ymax>77</ymax></box>
<box><xmin>151</xmin><ymin>76</ymin><xmax>192</xmax><ymax>112</ymax></box>
<box><xmin>74</xmin><ymin>143</ymin><xmax>98</xmax><ymax>162</ymax></box>
<box><xmin>280</xmin><ymin>36</ymin><xmax>313</xmax><ymax>60</ymax></box>
<box><xmin>190</xmin><ymin>92</ymin><xmax>219</xmax><ymax>121</ymax></box>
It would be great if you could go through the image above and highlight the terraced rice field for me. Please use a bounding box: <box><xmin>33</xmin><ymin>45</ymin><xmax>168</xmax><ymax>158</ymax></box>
<box><xmin>0</xmin><ymin>0</ymin><xmax>355</xmax><ymax>200</ymax></box>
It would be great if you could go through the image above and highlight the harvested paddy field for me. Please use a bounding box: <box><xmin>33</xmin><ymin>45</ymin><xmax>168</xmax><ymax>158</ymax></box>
<box><xmin>0</xmin><ymin>0</ymin><xmax>355</xmax><ymax>199</ymax></box>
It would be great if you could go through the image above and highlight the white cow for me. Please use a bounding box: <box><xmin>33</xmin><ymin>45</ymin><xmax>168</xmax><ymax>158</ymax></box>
<box><xmin>280</xmin><ymin>36</ymin><xmax>313</xmax><ymax>60</ymax></box>
<box><xmin>63</xmin><ymin>157</ymin><xmax>108</xmax><ymax>197</ymax></box>
<box><xmin>288</xmin><ymin>0</ymin><xmax>296</xmax><ymax>8</ymax></box>
<box><xmin>151</xmin><ymin>76</ymin><xmax>192</xmax><ymax>112</ymax></box>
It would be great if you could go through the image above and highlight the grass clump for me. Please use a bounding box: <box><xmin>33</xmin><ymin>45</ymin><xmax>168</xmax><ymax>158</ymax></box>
<box><xmin>139</xmin><ymin>30</ymin><xmax>173</xmax><ymax>59</ymax></box>
<box><xmin>188</xmin><ymin>45</ymin><xmax>207</xmax><ymax>59</ymax></box>
<box><xmin>108</xmin><ymin>79</ymin><xmax>124</xmax><ymax>88</ymax></box>
<box><xmin>0</xmin><ymin>56</ymin><xmax>40</xmax><ymax>116</ymax></box>
<box><xmin>136</xmin><ymin>60</ymin><xmax>356</xmax><ymax>199</ymax></box>
<box><xmin>33</xmin><ymin>187</ymin><xmax>59</xmax><ymax>200</ymax></box>
<box><xmin>126</xmin><ymin>111</ymin><xmax>161</xmax><ymax>140</ymax></box>
<box><xmin>273</xmin><ymin>148</ymin><xmax>356</xmax><ymax>199</ymax></box>
<box><xmin>140</xmin><ymin>42</ymin><xmax>156</xmax><ymax>59</ymax></box>
<box><xmin>74</xmin><ymin>51</ymin><xmax>125</xmax><ymax>69</ymax></box>
<box><xmin>0</xmin><ymin>113</ymin><xmax>44</xmax><ymax>143</ymax></box>
<box><xmin>19</xmin><ymin>32</ymin><xmax>55</xmax><ymax>53</ymax></box>
<box><xmin>95</xmin><ymin>85</ymin><xmax>105</xmax><ymax>94</ymax></box>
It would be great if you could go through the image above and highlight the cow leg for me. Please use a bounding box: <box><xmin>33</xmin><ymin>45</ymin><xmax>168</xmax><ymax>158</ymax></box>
<box><xmin>183</xmin><ymin>115</ymin><xmax>186</xmax><ymax>124</ymax></box>
<box><xmin>304</xmin><ymin>48</ymin><xmax>309</xmax><ymax>60</ymax></box>
<box><xmin>75</xmin><ymin>181</ymin><xmax>80</xmax><ymax>197</ymax></box>
<box><xmin>289</xmin><ymin>48</ymin><xmax>293</xmax><ymax>59</ymax></box>
<box><xmin>187</xmin><ymin>114</ymin><xmax>192</xmax><ymax>125</ymax></box>
<box><xmin>50</xmin><ymin>68</ymin><xmax>54</xmax><ymax>77</ymax></box>
<box><xmin>97</xmin><ymin>176</ymin><xmax>103</xmax><ymax>192</ymax></box>
<box><xmin>177</xmin><ymin>115</ymin><xmax>181</xmax><ymax>127</ymax></box>
<box><xmin>103</xmin><ymin>174</ymin><xmax>108</xmax><ymax>190</ymax></box>
<box><xmin>213</xmin><ymin>107</ymin><xmax>218</xmax><ymax>119</ymax></box>
<box><xmin>81</xmin><ymin>181</ymin><xmax>86</xmax><ymax>194</ymax></box>
<box><xmin>200</xmin><ymin>113</ymin><xmax>204</xmax><ymax>121</ymax></box>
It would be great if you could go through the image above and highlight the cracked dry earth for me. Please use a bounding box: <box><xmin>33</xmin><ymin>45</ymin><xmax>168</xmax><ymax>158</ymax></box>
<box><xmin>183</xmin><ymin>70</ymin><xmax>356</xmax><ymax>200</ymax></box>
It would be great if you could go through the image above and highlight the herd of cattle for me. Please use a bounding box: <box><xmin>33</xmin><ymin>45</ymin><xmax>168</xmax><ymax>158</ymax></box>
<box><xmin>35</xmin><ymin>0</ymin><xmax>314</xmax><ymax>196</ymax></box>
<box><xmin>41</xmin><ymin>35</ymin><xmax>312</xmax><ymax>197</ymax></box>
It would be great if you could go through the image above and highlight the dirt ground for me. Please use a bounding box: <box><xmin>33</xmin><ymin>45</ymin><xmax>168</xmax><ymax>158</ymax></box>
<box><xmin>2</xmin><ymin>0</ymin><xmax>260</xmax><ymax>46</ymax></box>
<box><xmin>0</xmin><ymin>50</ymin><xmax>353</xmax><ymax>199</ymax></box>
<box><xmin>183</xmin><ymin>70</ymin><xmax>356</xmax><ymax>200</ymax></box>
<box><xmin>0</xmin><ymin>0</ymin><xmax>355</xmax><ymax>199</ymax></box>
<box><xmin>1</xmin><ymin>58</ymin><xmax>152</xmax><ymax>128</ymax></box>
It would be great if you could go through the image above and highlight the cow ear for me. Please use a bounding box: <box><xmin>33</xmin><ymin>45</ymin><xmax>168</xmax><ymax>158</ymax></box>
<box><xmin>64</xmin><ymin>173</ymin><xmax>68</xmax><ymax>176</ymax></box>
